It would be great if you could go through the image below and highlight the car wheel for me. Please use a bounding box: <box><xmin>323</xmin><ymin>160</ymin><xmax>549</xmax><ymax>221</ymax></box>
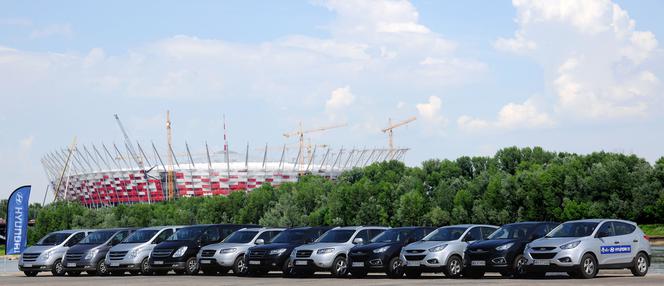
<box><xmin>386</xmin><ymin>257</ymin><xmax>403</xmax><ymax>278</ymax></box>
<box><xmin>51</xmin><ymin>259</ymin><xmax>66</xmax><ymax>276</ymax></box>
<box><xmin>233</xmin><ymin>255</ymin><xmax>248</xmax><ymax>276</ymax></box>
<box><xmin>185</xmin><ymin>257</ymin><xmax>199</xmax><ymax>275</ymax></box>
<box><xmin>96</xmin><ymin>260</ymin><xmax>109</xmax><ymax>276</ymax></box>
<box><xmin>350</xmin><ymin>270</ymin><xmax>367</xmax><ymax>278</ymax></box>
<box><xmin>282</xmin><ymin>257</ymin><xmax>296</xmax><ymax>277</ymax></box>
<box><xmin>512</xmin><ymin>254</ymin><xmax>527</xmax><ymax>278</ymax></box>
<box><xmin>140</xmin><ymin>257</ymin><xmax>152</xmax><ymax>275</ymax></box>
<box><xmin>576</xmin><ymin>253</ymin><xmax>598</xmax><ymax>279</ymax></box>
<box><xmin>630</xmin><ymin>252</ymin><xmax>649</xmax><ymax>277</ymax></box>
<box><xmin>23</xmin><ymin>271</ymin><xmax>39</xmax><ymax>277</ymax></box>
<box><xmin>443</xmin><ymin>255</ymin><xmax>463</xmax><ymax>278</ymax></box>
<box><xmin>67</xmin><ymin>271</ymin><xmax>81</xmax><ymax>276</ymax></box>
<box><xmin>331</xmin><ymin>256</ymin><xmax>348</xmax><ymax>278</ymax></box>
<box><xmin>404</xmin><ymin>269</ymin><xmax>422</xmax><ymax>278</ymax></box>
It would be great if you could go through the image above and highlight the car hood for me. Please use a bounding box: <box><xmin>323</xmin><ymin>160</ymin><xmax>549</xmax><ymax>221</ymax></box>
<box><xmin>111</xmin><ymin>243</ymin><xmax>146</xmax><ymax>252</ymax></box>
<box><xmin>467</xmin><ymin>239</ymin><xmax>518</xmax><ymax>250</ymax></box>
<box><xmin>296</xmin><ymin>242</ymin><xmax>347</xmax><ymax>251</ymax></box>
<box><xmin>351</xmin><ymin>242</ymin><xmax>398</xmax><ymax>252</ymax></box>
<box><xmin>67</xmin><ymin>243</ymin><xmax>102</xmax><ymax>253</ymax></box>
<box><xmin>154</xmin><ymin>240</ymin><xmax>194</xmax><ymax>250</ymax></box>
<box><xmin>250</xmin><ymin>242</ymin><xmax>298</xmax><ymax>251</ymax></box>
<box><xmin>529</xmin><ymin>237</ymin><xmax>580</xmax><ymax>248</ymax></box>
<box><xmin>201</xmin><ymin>242</ymin><xmax>250</xmax><ymax>251</ymax></box>
<box><xmin>24</xmin><ymin>245</ymin><xmax>59</xmax><ymax>254</ymax></box>
<box><xmin>403</xmin><ymin>240</ymin><xmax>451</xmax><ymax>250</ymax></box>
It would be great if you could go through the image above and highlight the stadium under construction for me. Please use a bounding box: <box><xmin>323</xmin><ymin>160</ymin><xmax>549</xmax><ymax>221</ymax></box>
<box><xmin>40</xmin><ymin>113</ymin><xmax>414</xmax><ymax>207</ymax></box>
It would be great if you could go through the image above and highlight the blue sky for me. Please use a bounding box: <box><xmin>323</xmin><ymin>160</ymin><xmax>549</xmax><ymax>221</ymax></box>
<box><xmin>1</xmin><ymin>0</ymin><xmax>663</xmax><ymax>202</ymax></box>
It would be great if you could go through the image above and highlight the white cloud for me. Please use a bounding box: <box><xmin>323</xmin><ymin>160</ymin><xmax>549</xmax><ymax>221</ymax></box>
<box><xmin>325</xmin><ymin>86</ymin><xmax>355</xmax><ymax>117</ymax></box>
<box><xmin>495</xmin><ymin>0</ymin><xmax>660</xmax><ymax>119</ymax></box>
<box><xmin>416</xmin><ymin>96</ymin><xmax>447</xmax><ymax>128</ymax></box>
<box><xmin>458</xmin><ymin>99</ymin><xmax>554</xmax><ymax>132</ymax></box>
<box><xmin>30</xmin><ymin>23</ymin><xmax>74</xmax><ymax>39</ymax></box>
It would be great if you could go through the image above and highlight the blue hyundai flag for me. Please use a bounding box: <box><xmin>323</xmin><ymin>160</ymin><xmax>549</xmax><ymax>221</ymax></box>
<box><xmin>6</xmin><ymin>185</ymin><xmax>31</xmax><ymax>255</ymax></box>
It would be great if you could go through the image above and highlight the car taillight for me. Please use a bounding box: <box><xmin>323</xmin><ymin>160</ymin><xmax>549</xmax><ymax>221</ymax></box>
<box><xmin>644</xmin><ymin>235</ymin><xmax>650</xmax><ymax>241</ymax></box>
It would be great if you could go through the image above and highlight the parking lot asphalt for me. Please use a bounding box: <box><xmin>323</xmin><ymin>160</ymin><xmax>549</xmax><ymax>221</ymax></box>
<box><xmin>1</xmin><ymin>272</ymin><xmax>664</xmax><ymax>286</ymax></box>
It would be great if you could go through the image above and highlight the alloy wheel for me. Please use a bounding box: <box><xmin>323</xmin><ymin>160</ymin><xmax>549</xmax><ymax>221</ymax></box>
<box><xmin>637</xmin><ymin>256</ymin><xmax>647</xmax><ymax>273</ymax></box>
<box><xmin>583</xmin><ymin>257</ymin><xmax>594</xmax><ymax>275</ymax></box>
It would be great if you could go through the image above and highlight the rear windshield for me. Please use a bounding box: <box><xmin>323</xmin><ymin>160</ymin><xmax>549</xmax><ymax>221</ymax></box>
<box><xmin>122</xmin><ymin>230</ymin><xmax>159</xmax><ymax>243</ymax></box>
<box><xmin>271</xmin><ymin>230</ymin><xmax>306</xmax><ymax>243</ymax></box>
<box><xmin>548</xmin><ymin>222</ymin><xmax>599</xmax><ymax>238</ymax></box>
<box><xmin>317</xmin><ymin>230</ymin><xmax>355</xmax><ymax>243</ymax></box>
<box><xmin>223</xmin><ymin>231</ymin><xmax>259</xmax><ymax>243</ymax></box>
<box><xmin>372</xmin><ymin>229</ymin><xmax>412</xmax><ymax>243</ymax></box>
<box><xmin>36</xmin><ymin>233</ymin><xmax>72</xmax><ymax>246</ymax></box>
<box><xmin>167</xmin><ymin>226</ymin><xmax>204</xmax><ymax>241</ymax></box>
<box><xmin>80</xmin><ymin>231</ymin><xmax>115</xmax><ymax>244</ymax></box>
<box><xmin>423</xmin><ymin>227</ymin><xmax>467</xmax><ymax>241</ymax></box>
<box><xmin>488</xmin><ymin>224</ymin><xmax>534</xmax><ymax>240</ymax></box>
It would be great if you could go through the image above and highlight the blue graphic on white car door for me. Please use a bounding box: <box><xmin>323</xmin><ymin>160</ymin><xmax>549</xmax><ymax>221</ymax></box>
<box><xmin>600</xmin><ymin>245</ymin><xmax>631</xmax><ymax>254</ymax></box>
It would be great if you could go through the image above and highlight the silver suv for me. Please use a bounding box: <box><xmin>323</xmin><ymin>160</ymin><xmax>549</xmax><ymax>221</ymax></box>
<box><xmin>18</xmin><ymin>229</ymin><xmax>95</xmax><ymax>276</ymax></box>
<box><xmin>524</xmin><ymin>219</ymin><xmax>652</xmax><ymax>279</ymax></box>
<box><xmin>291</xmin><ymin>226</ymin><xmax>387</xmax><ymax>277</ymax></box>
<box><xmin>105</xmin><ymin>226</ymin><xmax>179</xmax><ymax>275</ymax></box>
<box><xmin>197</xmin><ymin>227</ymin><xmax>284</xmax><ymax>275</ymax></box>
<box><xmin>400</xmin><ymin>224</ymin><xmax>498</xmax><ymax>278</ymax></box>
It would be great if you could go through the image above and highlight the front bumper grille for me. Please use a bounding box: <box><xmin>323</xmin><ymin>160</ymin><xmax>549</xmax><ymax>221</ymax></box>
<box><xmin>151</xmin><ymin>249</ymin><xmax>173</xmax><ymax>258</ymax></box>
<box><xmin>404</xmin><ymin>255</ymin><xmax>426</xmax><ymax>261</ymax></box>
<box><xmin>109</xmin><ymin>251</ymin><xmax>128</xmax><ymax>260</ymax></box>
<box><xmin>248</xmin><ymin>249</ymin><xmax>268</xmax><ymax>258</ymax></box>
<box><xmin>296</xmin><ymin>250</ymin><xmax>312</xmax><ymax>258</ymax></box>
<box><xmin>65</xmin><ymin>252</ymin><xmax>84</xmax><ymax>261</ymax></box>
<box><xmin>531</xmin><ymin>253</ymin><xmax>557</xmax><ymax>259</ymax></box>
<box><xmin>201</xmin><ymin>250</ymin><xmax>216</xmax><ymax>257</ymax></box>
<box><xmin>22</xmin><ymin>253</ymin><xmax>40</xmax><ymax>262</ymax></box>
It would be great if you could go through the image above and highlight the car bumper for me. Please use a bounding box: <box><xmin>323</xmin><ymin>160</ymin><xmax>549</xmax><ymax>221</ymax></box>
<box><xmin>523</xmin><ymin>248</ymin><xmax>583</xmax><ymax>271</ymax></box>
<box><xmin>148</xmin><ymin>257</ymin><xmax>188</xmax><ymax>270</ymax></box>
<box><xmin>245</xmin><ymin>255</ymin><xmax>289</xmax><ymax>271</ymax></box>
<box><xmin>105</xmin><ymin>256</ymin><xmax>145</xmax><ymax>271</ymax></box>
<box><xmin>348</xmin><ymin>252</ymin><xmax>389</xmax><ymax>272</ymax></box>
<box><xmin>61</xmin><ymin>261</ymin><xmax>99</xmax><ymax>271</ymax></box>
<box><xmin>198</xmin><ymin>252</ymin><xmax>236</xmax><ymax>268</ymax></box>
<box><xmin>18</xmin><ymin>264</ymin><xmax>53</xmax><ymax>272</ymax></box>
<box><xmin>400</xmin><ymin>250</ymin><xmax>451</xmax><ymax>272</ymax></box>
<box><xmin>464</xmin><ymin>250</ymin><xmax>515</xmax><ymax>272</ymax></box>
<box><xmin>292</xmin><ymin>253</ymin><xmax>337</xmax><ymax>271</ymax></box>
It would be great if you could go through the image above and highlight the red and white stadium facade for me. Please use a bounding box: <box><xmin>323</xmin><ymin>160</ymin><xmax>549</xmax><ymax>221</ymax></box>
<box><xmin>41</xmin><ymin>143</ymin><xmax>408</xmax><ymax>207</ymax></box>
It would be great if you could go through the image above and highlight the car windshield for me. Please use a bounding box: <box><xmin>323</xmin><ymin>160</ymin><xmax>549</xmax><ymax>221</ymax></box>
<box><xmin>223</xmin><ymin>231</ymin><xmax>259</xmax><ymax>243</ymax></box>
<box><xmin>548</xmin><ymin>222</ymin><xmax>599</xmax><ymax>238</ymax></box>
<box><xmin>122</xmin><ymin>230</ymin><xmax>159</xmax><ymax>243</ymax></box>
<box><xmin>167</xmin><ymin>226</ymin><xmax>204</xmax><ymax>241</ymax></box>
<box><xmin>423</xmin><ymin>227</ymin><xmax>467</xmax><ymax>241</ymax></box>
<box><xmin>35</xmin><ymin>232</ymin><xmax>72</xmax><ymax>246</ymax></box>
<box><xmin>317</xmin><ymin>230</ymin><xmax>355</xmax><ymax>243</ymax></box>
<box><xmin>271</xmin><ymin>230</ymin><xmax>307</xmax><ymax>243</ymax></box>
<box><xmin>80</xmin><ymin>231</ymin><xmax>115</xmax><ymax>244</ymax></box>
<box><xmin>372</xmin><ymin>229</ymin><xmax>412</xmax><ymax>243</ymax></box>
<box><xmin>488</xmin><ymin>224</ymin><xmax>533</xmax><ymax>240</ymax></box>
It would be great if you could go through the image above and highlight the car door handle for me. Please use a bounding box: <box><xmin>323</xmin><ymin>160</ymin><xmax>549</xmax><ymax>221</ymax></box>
<box><xmin>633</xmin><ymin>240</ymin><xmax>638</xmax><ymax>243</ymax></box>
<box><xmin>614</xmin><ymin>241</ymin><xmax>620</xmax><ymax>244</ymax></box>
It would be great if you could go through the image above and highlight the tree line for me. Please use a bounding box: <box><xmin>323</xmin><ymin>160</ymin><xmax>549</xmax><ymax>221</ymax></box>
<box><xmin>6</xmin><ymin>146</ymin><xmax>664</xmax><ymax>244</ymax></box>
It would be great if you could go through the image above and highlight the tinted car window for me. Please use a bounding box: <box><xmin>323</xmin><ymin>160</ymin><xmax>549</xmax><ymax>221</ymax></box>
<box><xmin>317</xmin><ymin>230</ymin><xmax>355</xmax><ymax>243</ymax></box>
<box><xmin>80</xmin><ymin>231</ymin><xmax>116</xmax><ymax>244</ymax></box>
<box><xmin>481</xmin><ymin>227</ymin><xmax>496</xmax><ymax>239</ymax></box>
<box><xmin>168</xmin><ymin>226</ymin><xmax>205</xmax><ymax>241</ymax></box>
<box><xmin>224</xmin><ymin>231</ymin><xmax>259</xmax><ymax>243</ymax></box>
<box><xmin>549</xmin><ymin>222</ymin><xmax>598</xmax><ymax>237</ymax></box>
<box><xmin>123</xmin><ymin>230</ymin><xmax>159</xmax><ymax>243</ymax></box>
<box><xmin>464</xmin><ymin>227</ymin><xmax>482</xmax><ymax>241</ymax></box>
<box><xmin>531</xmin><ymin>224</ymin><xmax>549</xmax><ymax>239</ymax></box>
<box><xmin>423</xmin><ymin>227</ymin><xmax>467</xmax><ymax>241</ymax></box>
<box><xmin>37</xmin><ymin>233</ymin><xmax>72</xmax><ymax>246</ymax></box>
<box><xmin>488</xmin><ymin>224</ymin><xmax>533</xmax><ymax>240</ymax></box>
<box><xmin>371</xmin><ymin>229</ymin><xmax>412</xmax><ymax>243</ymax></box>
<box><xmin>614</xmin><ymin>222</ymin><xmax>636</xmax><ymax>236</ymax></box>
<box><xmin>255</xmin><ymin>231</ymin><xmax>275</xmax><ymax>242</ymax></box>
<box><xmin>354</xmin><ymin>230</ymin><xmax>370</xmax><ymax>243</ymax></box>
<box><xmin>597</xmin><ymin>222</ymin><xmax>616</xmax><ymax>237</ymax></box>
<box><xmin>65</xmin><ymin>232</ymin><xmax>86</xmax><ymax>246</ymax></box>
<box><xmin>368</xmin><ymin>229</ymin><xmax>384</xmax><ymax>240</ymax></box>
<box><xmin>272</xmin><ymin>230</ymin><xmax>306</xmax><ymax>243</ymax></box>
<box><xmin>154</xmin><ymin>229</ymin><xmax>173</xmax><ymax>244</ymax></box>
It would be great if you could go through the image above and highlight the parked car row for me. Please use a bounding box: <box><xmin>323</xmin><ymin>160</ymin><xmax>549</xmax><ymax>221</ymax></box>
<box><xmin>18</xmin><ymin>219</ymin><xmax>653</xmax><ymax>279</ymax></box>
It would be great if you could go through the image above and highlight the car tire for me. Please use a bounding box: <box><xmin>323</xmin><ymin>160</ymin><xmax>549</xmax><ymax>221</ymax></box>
<box><xmin>140</xmin><ymin>258</ymin><xmax>151</xmax><ymax>275</ymax></box>
<box><xmin>96</xmin><ymin>260</ymin><xmax>109</xmax><ymax>276</ymax></box>
<box><xmin>404</xmin><ymin>269</ymin><xmax>422</xmax><ymax>279</ymax></box>
<box><xmin>233</xmin><ymin>255</ymin><xmax>248</xmax><ymax>276</ymax></box>
<box><xmin>68</xmin><ymin>270</ymin><xmax>81</xmax><ymax>276</ymax></box>
<box><xmin>24</xmin><ymin>271</ymin><xmax>39</xmax><ymax>277</ymax></box>
<box><xmin>185</xmin><ymin>257</ymin><xmax>199</xmax><ymax>275</ymax></box>
<box><xmin>463</xmin><ymin>269</ymin><xmax>485</xmax><ymax>279</ymax></box>
<box><xmin>350</xmin><ymin>270</ymin><xmax>367</xmax><ymax>278</ymax></box>
<box><xmin>386</xmin><ymin>257</ymin><xmax>403</xmax><ymax>278</ymax></box>
<box><xmin>331</xmin><ymin>256</ymin><xmax>348</xmax><ymax>278</ymax></box>
<box><xmin>512</xmin><ymin>254</ymin><xmax>527</xmax><ymax>278</ymax></box>
<box><xmin>630</xmin><ymin>252</ymin><xmax>649</xmax><ymax>277</ymax></box>
<box><xmin>282</xmin><ymin>257</ymin><xmax>296</xmax><ymax>277</ymax></box>
<box><xmin>575</xmin><ymin>253</ymin><xmax>598</xmax><ymax>279</ymax></box>
<box><xmin>443</xmin><ymin>255</ymin><xmax>463</xmax><ymax>278</ymax></box>
<box><xmin>51</xmin><ymin>259</ymin><xmax>66</xmax><ymax>276</ymax></box>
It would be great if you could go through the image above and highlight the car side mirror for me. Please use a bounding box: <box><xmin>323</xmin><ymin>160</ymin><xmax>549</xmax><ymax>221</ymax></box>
<box><xmin>353</xmin><ymin>238</ymin><xmax>364</xmax><ymax>244</ymax></box>
<box><xmin>255</xmin><ymin>239</ymin><xmax>265</xmax><ymax>245</ymax></box>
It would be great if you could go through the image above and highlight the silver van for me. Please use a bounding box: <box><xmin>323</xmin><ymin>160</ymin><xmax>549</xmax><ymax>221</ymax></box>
<box><xmin>105</xmin><ymin>226</ymin><xmax>179</xmax><ymax>275</ymax></box>
<box><xmin>18</xmin><ymin>229</ymin><xmax>95</xmax><ymax>276</ymax></box>
<box><xmin>524</xmin><ymin>219</ymin><xmax>652</xmax><ymax>278</ymax></box>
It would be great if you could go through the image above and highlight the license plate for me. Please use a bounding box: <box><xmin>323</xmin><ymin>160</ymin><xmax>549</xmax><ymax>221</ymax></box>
<box><xmin>407</xmin><ymin>261</ymin><xmax>420</xmax><ymax>267</ymax></box>
<box><xmin>110</xmin><ymin>262</ymin><xmax>120</xmax><ymax>267</ymax></box>
<box><xmin>67</xmin><ymin>263</ymin><xmax>76</xmax><ymax>267</ymax></box>
<box><xmin>533</xmin><ymin>259</ymin><xmax>550</xmax><ymax>266</ymax></box>
<box><xmin>471</xmin><ymin>260</ymin><xmax>486</xmax><ymax>266</ymax></box>
<box><xmin>249</xmin><ymin>260</ymin><xmax>261</xmax><ymax>265</ymax></box>
<box><xmin>200</xmin><ymin>260</ymin><xmax>211</xmax><ymax>264</ymax></box>
<box><xmin>24</xmin><ymin>263</ymin><xmax>32</xmax><ymax>268</ymax></box>
<box><xmin>295</xmin><ymin>260</ymin><xmax>308</xmax><ymax>266</ymax></box>
<box><xmin>154</xmin><ymin>261</ymin><xmax>163</xmax><ymax>265</ymax></box>
<box><xmin>352</xmin><ymin>262</ymin><xmax>364</xmax><ymax>267</ymax></box>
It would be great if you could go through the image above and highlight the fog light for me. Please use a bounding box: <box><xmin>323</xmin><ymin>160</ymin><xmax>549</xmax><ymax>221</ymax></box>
<box><xmin>272</xmin><ymin>262</ymin><xmax>277</xmax><ymax>266</ymax></box>
<box><xmin>558</xmin><ymin>257</ymin><xmax>572</xmax><ymax>263</ymax></box>
<box><xmin>369</xmin><ymin>259</ymin><xmax>383</xmax><ymax>266</ymax></box>
<box><xmin>427</xmin><ymin>259</ymin><xmax>439</xmax><ymax>264</ymax></box>
<box><xmin>492</xmin><ymin>257</ymin><xmax>507</xmax><ymax>265</ymax></box>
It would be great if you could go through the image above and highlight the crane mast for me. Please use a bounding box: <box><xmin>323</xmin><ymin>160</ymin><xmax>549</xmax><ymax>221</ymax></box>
<box><xmin>382</xmin><ymin>116</ymin><xmax>416</xmax><ymax>150</ymax></box>
<box><xmin>283</xmin><ymin>122</ymin><xmax>347</xmax><ymax>167</ymax></box>
<box><xmin>166</xmin><ymin>111</ymin><xmax>175</xmax><ymax>200</ymax></box>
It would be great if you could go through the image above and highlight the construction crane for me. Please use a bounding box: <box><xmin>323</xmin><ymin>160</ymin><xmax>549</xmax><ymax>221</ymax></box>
<box><xmin>382</xmin><ymin>116</ymin><xmax>416</xmax><ymax>149</ymax></box>
<box><xmin>166</xmin><ymin>111</ymin><xmax>175</xmax><ymax>200</ymax></box>
<box><xmin>55</xmin><ymin>137</ymin><xmax>77</xmax><ymax>201</ymax></box>
<box><xmin>283</xmin><ymin>122</ymin><xmax>347</xmax><ymax>166</ymax></box>
<box><xmin>114</xmin><ymin>114</ymin><xmax>152</xmax><ymax>203</ymax></box>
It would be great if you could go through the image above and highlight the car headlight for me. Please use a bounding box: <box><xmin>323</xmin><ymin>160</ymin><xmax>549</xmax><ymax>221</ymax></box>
<box><xmin>373</xmin><ymin>246</ymin><xmax>389</xmax><ymax>253</ymax></box>
<box><xmin>173</xmin><ymin>246</ymin><xmax>188</xmax><ymax>258</ymax></box>
<box><xmin>269</xmin><ymin>248</ymin><xmax>288</xmax><ymax>255</ymax></box>
<box><xmin>495</xmin><ymin>243</ymin><xmax>514</xmax><ymax>251</ymax></box>
<box><xmin>128</xmin><ymin>248</ymin><xmax>140</xmax><ymax>259</ymax></box>
<box><xmin>560</xmin><ymin>241</ymin><xmax>581</xmax><ymax>250</ymax></box>
<box><xmin>85</xmin><ymin>249</ymin><xmax>99</xmax><ymax>260</ymax></box>
<box><xmin>40</xmin><ymin>250</ymin><xmax>52</xmax><ymax>260</ymax></box>
<box><xmin>317</xmin><ymin>248</ymin><xmax>334</xmax><ymax>254</ymax></box>
<box><xmin>428</xmin><ymin>244</ymin><xmax>448</xmax><ymax>252</ymax></box>
<box><xmin>219</xmin><ymin>248</ymin><xmax>237</xmax><ymax>254</ymax></box>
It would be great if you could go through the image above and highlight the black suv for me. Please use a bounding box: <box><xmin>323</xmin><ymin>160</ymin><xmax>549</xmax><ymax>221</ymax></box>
<box><xmin>244</xmin><ymin>226</ymin><xmax>332</xmax><ymax>277</ymax></box>
<box><xmin>463</xmin><ymin>221</ymin><xmax>559</xmax><ymax>278</ymax></box>
<box><xmin>148</xmin><ymin>224</ymin><xmax>258</xmax><ymax>275</ymax></box>
<box><xmin>348</xmin><ymin>226</ymin><xmax>434</xmax><ymax>278</ymax></box>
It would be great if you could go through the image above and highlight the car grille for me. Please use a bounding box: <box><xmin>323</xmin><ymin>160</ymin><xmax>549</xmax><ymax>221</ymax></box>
<box><xmin>65</xmin><ymin>252</ymin><xmax>84</xmax><ymax>261</ymax></box>
<box><xmin>201</xmin><ymin>250</ymin><xmax>216</xmax><ymax>257</ymax></box>
<box><xmin>468</xmin><ymin>248</ymin><xmax>490</xmax><ymax>253</ymax></box>
<box><xmin>532</xmin><ymin>247</ymin><xmax>556</xmax><ymax>251</ymax></box>
<box><xmin>248</xmin><ymin>249</ymin><xmax>268</xmax><ymax>258</ymax></box>
<box><xmin>350</xmin><ymin>251</ymin><xmax>368</xmax><ymax>256</ymax></box>
<box><xmin>405</xmin><ymin>249</ymin><xmax>426</xmax><ymax>254</ymax></box>
<box><xmin>531</xmin><ymin>253</ymin><xmax>556</xmax><ymax>259</ymax></box>
<box><xmin>151</xmin><ymin>249</ymin><xmax>173</xmax><ymax>258</ymax></box>
<box><xmin>296</xmin><ymin>250</ymin><xmax>313</xmax><ymax>258</ymax></box>
<box><xmin>404</xmin><ymin>255</ymin><xmax>426</xmax><ymax>261</ymax></box>
<box><xmin>108</xmin><ymin>251</ymin><xmax>128</xmax><ymax>260</ymax></box>
<box><xmin>22</xmin><ymin>253</ymin><xmax>40</xmax><ymax>262</ymax></box>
